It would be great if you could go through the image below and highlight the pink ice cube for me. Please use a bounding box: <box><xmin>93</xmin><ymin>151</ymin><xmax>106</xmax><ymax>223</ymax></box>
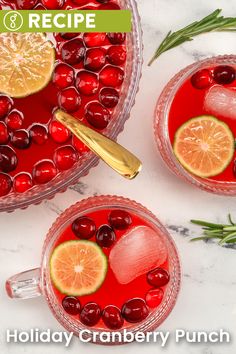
<box><xmin>204</xmin><ymin>85</ymin><xmax>236</xmax><ymax>120</ymax></box>
<box><xmin>109</xmin><ymin>226</ymin><xmax>167</xmax><ymax>284</ymax></box>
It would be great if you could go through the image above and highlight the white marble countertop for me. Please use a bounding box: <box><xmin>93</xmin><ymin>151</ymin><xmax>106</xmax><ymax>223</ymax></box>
<box><xmin>1</xmin><ymin>0</ymin><xmax>236</xmax><ymax>353</ymax></box>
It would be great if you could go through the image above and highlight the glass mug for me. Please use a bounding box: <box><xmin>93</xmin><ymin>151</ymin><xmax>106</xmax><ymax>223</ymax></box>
<box><xmin>6</xmin><ymin>195</ymin><xmax>181</xmax><ymax>345</ymax></box>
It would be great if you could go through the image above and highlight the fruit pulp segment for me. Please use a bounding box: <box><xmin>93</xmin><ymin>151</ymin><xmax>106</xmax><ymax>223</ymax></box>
<box><xmin>168</xmin><ymin>65</ymin><xmax>236</xmax><ymax>182</ymax></box>
<box><xmin>50</xmin><ymin>208</ymin><xmax>169</xmax><ymax>328</ymax></box>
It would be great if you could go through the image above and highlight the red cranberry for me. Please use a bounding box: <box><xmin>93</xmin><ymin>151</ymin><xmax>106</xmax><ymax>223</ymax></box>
<box><xmin>99</xmin><ymin>3</ymin><xmax>120</xmax><ymax>9</ymax></box>
<box><xmin>49</xmin><ymin>120</ymin><xmax>71</xmax><ymax>143</ymax></box>
<box><xmin>34</xmin><ymin>3</ymin><xmax>46</xmax><ymax>9</ymax></box>
<box><xmin>121</xmin><ymin>298</ymin><xmax>149</xmax><ymax>323</ymax></box>
<box><xmin>5</xmin><ymin>110</ymin><xmax>24</xmax><ymax>130</ymax></box>
<box><xmin>53</xmin><ymin>63</ymin><xmax>74</xmax><ymax>89</ymax></box>
<box><xmin>85</xmin><ymin>48</ymin><xmax>106</xmax><ymax>71</ymax></box>
<box><xmin>33</xmin><ymin>160</ymin><xmax>57</xmax><ymax>184</ymax></box>
<box><xmin>75</xmin><ymin>71</ymin><xmax>99</xmax><ymax>96</ymax></box>
<box><xmin>0</xmin><ymin>173</ymin><xmax>12</xmax><ymax>196</ymax></box>
<box><xmin>96</xmin><ymin>225</ymin><xmax>116</xmax><ymax>247</ymax></box>
<box><xmin>100</xmin><ymin>65</ymin><xmax>124</xmax><ymax>87</ymax></box>
<box><xmin>58</xmin><ymin>87</ymin><xmax>81</xmax><ymax>112</ymax></box>
<box><xmin>72</xmin><ymin>136</ymin><xmax>89</xmax><ymax>153</ymax></box>
<box><xmin>107</xmin><ymin>46</ymin><xmax>126</xmax><ymax>66</ymax></box>
<box><xmin>13</xmin><ymin>173</ymin><xmax>33</xmax><ymax>193</ymax></box>
<box><xmin>61</xmin><ymin>39</ymin><xmax>85</xmax><ymax>65</ymax></box>
<box><xmin>62</xmin><ymin>296</ymin><xmax>81</xmax><ymax>315</ymax></box>
<box><xmin>0</xmin><ymin>122</ymin><xmax>9</xmax><ymax>144</ymax></box>
<box><xmin>83</xmin><ymin>33</ymin><xmax>106</xmax><ymax>48</ymax></box>
<box><xmin>11</xmin><ymin>130</ymin><xmax>30</xmax><ymax>149</ymax></box>
<box><xmin>0</xmin><ymin>95</ymin><xmax>12</xmax><ymax>119</ymax></box>
<box><xmin>213</xmin><ymin>65</ymin><xmax>236</xmax><ymax>85</ymax></box>
<box><xmin>147</xmin><ymin>268</ymin><xmax>170</xmax><ymax>288</ymax></box>
<box><xmin>99</xmin><ymin>88</ymin><xmax>119</xmax><ymax>108</ymax></box>
<box><xmin>71</xmin><ymin>0</ymin><xmax>88</xmax><ymax>5</ymax></box>
<box><xmin>30</xmin><ymin>124</ymin><xmax>48</xmax><ymax>145</ymax></box>
<box><xmin>60</xmin><ymin>33</ymin><xmax>78</xmax><ymax>40</ymax></box>
<box><xmin>85</xmin><ymin>102</ymin><xmax>110</xmax><ymax>130</ymax></box>
<box><xmin>108</xmin><ymin>210</ymin><xmax>132</xmax><ymax>230</ymax></box>
<box><xmin>96</xmin><ymin>0</ymin><xmax>111</xmax><ymax>3</ymax></box>
<box><xmin>145</xmin><ymin>288</ymin><xmax>164</xmax><ymax>308</ymax></box>
<box><xmin>72</xmin><ymin>216</ymin><xmax>96</xmax><ymax>239</ymax></box>
<box><xmin>53</xmin><ymin>145</ymin><xmax>77</xmax><ymax>170</ymax></box>
<box><xmin>42</xmin><ymin>0</ymin><xmax>64</xmax><ymax>9</ymax></box>
<box><xmin>102</xmin><ymin>305</ymin><xmax>124</xmax><ymax>330</ymax></box>
<box><xmin>80</xmin><ymin>302</ymin><xmax>101</xmax><ymax>327</ymax></box>
<box><xmin>0</xmin><ymin>146</ymin><xmax>18</xmax><ymax>172</ymax></box>
<box><xmin>16</xmin><ymin>0</ymin><xmax>37</xmax><ymax>9</ymax></box>
<box><xmin>191</xmin><ymin>69</ymin><xmax>213</xmax><ymax>89</ymax></box>
<box><xmin>108</xmin><ymin>33</ymin><xmax>126</xmax><ymax>44</ymax></box>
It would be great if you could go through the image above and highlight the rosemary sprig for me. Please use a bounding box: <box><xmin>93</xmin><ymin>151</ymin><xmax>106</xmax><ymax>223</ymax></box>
<box><xmin>191</xmin><ymin>214</ymin><xmax>236</xmax><ymax>245</ymax></box>
<box><xmin>148</xmin><ymin>9</ymin><xmax>236</xmax><ymax>66</ymax></box>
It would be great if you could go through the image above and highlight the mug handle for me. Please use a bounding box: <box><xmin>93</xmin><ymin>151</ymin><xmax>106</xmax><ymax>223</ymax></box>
<box><xmin>6</xmin><ymin>268</ymin><xmax>42</xmax><ymax>299</ymax></box>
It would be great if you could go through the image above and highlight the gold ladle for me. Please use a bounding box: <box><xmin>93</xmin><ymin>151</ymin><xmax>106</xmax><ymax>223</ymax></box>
<box><xmin>55</xmin><ymin>110</ymin><xmax>142</xmax><ymax>180</ymax></box>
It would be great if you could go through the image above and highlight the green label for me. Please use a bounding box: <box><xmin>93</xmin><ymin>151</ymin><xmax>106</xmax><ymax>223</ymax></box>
<box><xmin>0</xmin><ymin>10</ymin><xmax>131</xmax><ymax>33</ymax></box>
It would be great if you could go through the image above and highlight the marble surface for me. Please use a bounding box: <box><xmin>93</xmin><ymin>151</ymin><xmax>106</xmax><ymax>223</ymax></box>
<box><xmin>1</xmin><ymin>0</ymin><xmax>236</xmax><ymax>353</ymax></box>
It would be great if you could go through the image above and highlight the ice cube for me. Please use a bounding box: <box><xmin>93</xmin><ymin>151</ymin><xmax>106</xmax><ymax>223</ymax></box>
<box><xmin>204</xmin><ymin>85</ymin><xmax>236</xmax><ymax>120</ymax></box>
<box><xmin>109</xmin><ymin>226</ymin><xmax>167</xmax><ymax>284</ymax></box>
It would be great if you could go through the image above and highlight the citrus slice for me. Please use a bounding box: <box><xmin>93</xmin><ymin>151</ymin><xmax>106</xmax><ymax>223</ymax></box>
<box><xmin>50</xmin><ymin>240</ymin><xmax>107</xmax><ymax>296</ymax></box>
<box><xmin>173</xmin><ymin>115</ymin><xmax>235</xmax><ymax>178</ymax></box>
<box><xmin>0</xmin><ymin>33</ymin><xmax>55</xmax><ymax>98</ymax></box>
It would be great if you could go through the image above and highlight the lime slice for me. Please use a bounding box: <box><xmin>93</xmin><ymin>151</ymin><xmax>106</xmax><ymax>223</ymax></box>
<box><xmin>50</xmin><ymin>240</ymin><xmax>107</xmax><ymax>296</ymax></box>
<box><xmin>173</xmin><ymin>115</ymin><xmax>235</xmax><ymax>178</ymax></box>
<box><xmin>0</xmin><ymin>33</ymin><xmax>55</xmax><ymax>98</ymax></box>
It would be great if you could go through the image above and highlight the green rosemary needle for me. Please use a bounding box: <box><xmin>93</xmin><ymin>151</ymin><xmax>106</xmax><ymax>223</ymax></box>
<box><xmin>191</xmin><ymin>214</ymin><xmax>236</xmax><ymax>245</ymax></box>
<box><xmin>149</xmin><ymin>9</ymin><xmax>236</xmax><ymax>66</ymax></box>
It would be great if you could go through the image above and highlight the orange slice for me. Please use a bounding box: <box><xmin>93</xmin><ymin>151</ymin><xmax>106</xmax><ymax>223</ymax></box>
<box><xmin>0</xmin><ymin>33</ymin><xmax>55</xmax><ymax>98</ymax></box>
<box><xmin>50</xmin><ymin>240</ymin><xmax>107</xmax><ymax>296</ymax></box>
<box><xmin>173</xmin><ymin>116</ymin><xmax>235</xmax><ymax>178</ymax></box>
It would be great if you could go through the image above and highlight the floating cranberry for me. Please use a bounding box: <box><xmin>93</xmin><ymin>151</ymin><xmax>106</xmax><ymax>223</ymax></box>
<box><xmin>49</xmin><ymin>120</ymin><xmax>71</xmax><ymax>144</ymax></box>
<box><xmin>99</xmin><ymin>3</ymin><xmax>120</xmax><ymax>9</ymax></box>
<box><xmin>72</xmin><ymin>216</ymin><xmax>96</xmax><ymax>239</ymax></box>
<box><xmin>102</xmin><ymin>305</ymin><xmax>124</xmax><ymax>330</ymax></box>
<box><xmin>16</xmin><ymin>0</ymin><xmax>37</xmax><ymax>9</ymax></box>
<box><xmin>0</xmin><ymin>173</ymin><xmax>12</xmax><ymax>197</ymax></box>
<box><xmin>0</xmin><ymin>122</ymin><xmax>9</xmax><ymax>144</ymax></box>
<box><xmin>108</xmin><ymin>210</ymin><xmax>132</xmax><ymax>230</ymax></box>
<box><xmin>108</xmin><ymin>33</ymin><xmax>126</xmax><ymax>44</ymax></box>
<box><xmin>121</xmin><ymin>298</ymin><xmax>149</xmax><ymax>323</ymax></box>
<box><xmin>80</xmin><ymin>302</ymin><xmax>101</xmax><ymax>327</ymax></box>
<box><xmin>61</xmin><ymin>39</ymin><xmax>85</xmax><ymax>65</ymax></box>
<box><xmin>71</xmin><ymin>0</ymin><xmax>88</xmax><ymax>5</ymax></box>
<box><xmin>30</xmin><ymin>124</ymin><xmax>48</xmax><ymax>145</ymax></box>
<box><xmin>75</xmin><ymin>71</ymin><xmax>99</xmax><ymax>96</ymax></box>
<box><xmin>100</xmin><ymin>65</ymin><xmax>124</xmax><ymax>87</ymax></box>
<box><xmin>11</xmin><ymin>130</ymin><xmax>30</xmax><ymax>149</ymax></box>
<box><xmin>96</xmin><ymin>0</ymin><xmax>111</xmax><ymax>3</ymax></box>
<box><xmin>33</xmin><ymin>160</ymin><xmax>57</xmax><ymax>184</ymax></box>
<box><xmin>13</xmin><ymin>173</ymin><xmax>33</xmax><ymax>193</ymax></box>
<box><xmin>83</xmin><ymin>33</ymin><xmax>106</xmax><ymax>48</ymax></box>
<box><xmin>5</xmin><ymin>110</ymin><xmax>24</xmax><ymax>130</ymax></box>
<box><xmin>147</xmin><ymin>268</ymin><xmax>170</xmax><ymax>288</ymax></box>
<box><xmin>85</xmin><ymin>48</ymin><xmax>106</xmax><ymax>71</ymax></box>
<box><xmin>42</xmin><ymin>0</ymin><xmax>64</xmax><ymax>9</ymax></box>
<box><xmin>72</xmin><ymin>136</ymin><xmax>89</xmax><ymax>153</ymax></box>
<box><xmin>213</xmin><ymin>65</ymin><xmax>236</xmax><ymax>85</ymax></box>
<box><xmin>85</xmin><ymin>102</ymin><xmax>110</xmax><ymax>130</ymax></box>
<box><xmin>0</xmin><ymin>95</ymin><xmax>12</xmax><ymax>120</ymax></box>
<box><xmin>96</xmin><ymin>225</ymin><xmax>116</xmax><ymax>247</ymax></box>
<box><xmin>99</xmin><ymin>88</ymin><xmax>119</xmax><ymax>108</ymax></box>
<box><xmin>191</xmin><ymin>69</ymin><xmax>213</xmax><ymax>89</ymax></box>
<box><xmin>58</xmin><ymin>87</ymin><xmax>81</xmax><ymax>112</ymax></box>
<box><xmin>62</xmin><ymin>296</ymin><xmax>81</xmax><ymax>315</ymax></box>
<box><xmin>107</xmin><ymin>46</ymin><xmax>126</xmax><ymax>66</ymax></box>
<box><xmin>145</xmin><ymin>288</ymin><xmax>164</xmax><ymax>308</ymax></box>
<box><xmin>0</xmin><ymin>146</ymin><xmax>18</xmax><ymax>173</ymax></box>
<box><xmin>60</xmin><ymin>33</ymin><xmax>78</xmax><ymax>40</ymax></box>
<box><xmin>53</xmin><ymin>146</ymin><xmax>77</xmax><ymax>170</ymax></box>
<box><xmin>53</xmin><ymin>63</ymin><xmax>74</xmax><ymax>89</ymax></box>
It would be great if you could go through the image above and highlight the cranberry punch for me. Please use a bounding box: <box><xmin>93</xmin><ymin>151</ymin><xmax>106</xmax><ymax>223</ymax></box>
<box><xmin>0</xmin><ymin>0</ymin><xmax>142</xmax><ymax>212</ymax></box>
<box><xmin>6</xmin><ymin>196</ymin><xmax>180</xmax><ymax>344</ymax></box>
<box><xmin>155</xmin><ymin>55</ymin><xmax>236</xmax><ymax>195</ymax></box>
